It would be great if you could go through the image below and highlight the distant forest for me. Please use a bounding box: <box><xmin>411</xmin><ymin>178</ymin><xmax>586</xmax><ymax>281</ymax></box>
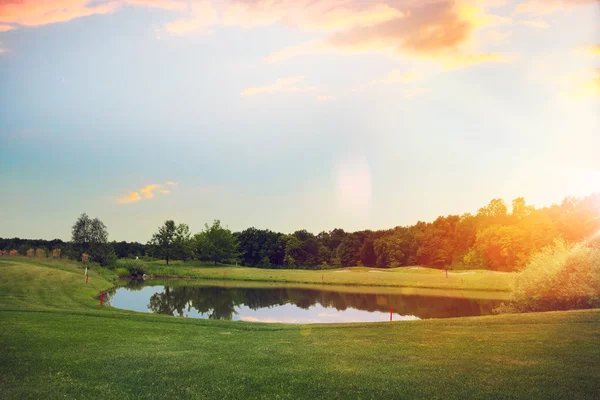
<box><xmin>2</xmin><ymin>194</ymin><xmax>599</xmax><ymax>272</ymax></box>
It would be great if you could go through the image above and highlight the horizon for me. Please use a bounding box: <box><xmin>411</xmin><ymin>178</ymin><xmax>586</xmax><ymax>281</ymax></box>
<box><xmin>1</xmin><ymin>192</ymin><xmax>597</xmax><ymax>243</ymax></box>
<box><xmin>1</xmin><ymin>0</ymin><xmax>599</xmax><ymax>242</ymax></box>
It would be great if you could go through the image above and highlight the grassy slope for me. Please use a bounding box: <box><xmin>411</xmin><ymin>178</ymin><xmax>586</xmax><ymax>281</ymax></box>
<box><xmin>1</xmin><ymin>258</ymin><xmax>599</xmax><ymax>400</ymax></box>
<box><xmin>139</xmin><ymin>260</ymin><xmax>514</xmax><ymax>292</ymax></box>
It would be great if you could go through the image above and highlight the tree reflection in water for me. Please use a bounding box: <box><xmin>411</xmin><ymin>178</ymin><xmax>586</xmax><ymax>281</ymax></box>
<box><xmin>137</xmin><ymin>284</ymin><xmax>501</xmax><ymax>320</ymax></box>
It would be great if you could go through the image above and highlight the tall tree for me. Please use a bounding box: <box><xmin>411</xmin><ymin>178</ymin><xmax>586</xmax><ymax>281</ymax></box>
<box><xmin>194</xmin><ymin>220</ymin><xmax>239</xmax><ymax>264</ymax></box>
<box><xmin>359</xmin><ymin>237</ymin><xmax>376</xmax><ymax>267</ymax></box>
<box><xmin>173</xmin><ymin>223</ymin><xmax>194</xmax><ymax>262</ymax></box>
<box><xmin>147</xmin><ymin>220</ymin><xmax>177</xmax><ymax>265</ymax></box>
<box><xmin>335</xmin><ymin>234</ymin><xmax>361</xmax><ymax>267</ymax></box>
<box><xmin>71</xmin><ymin>213</ymin><xmax>111</xmax><ymax>264</ymax></box>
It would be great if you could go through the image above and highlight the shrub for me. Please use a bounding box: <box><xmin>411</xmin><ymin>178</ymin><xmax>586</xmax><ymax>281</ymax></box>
<box><xmin>114</xmin><ymin>268</ymin><xmax>129</xmax><ymax>278</ymax></box>
<box><xmin>497</xmin><ymin>239</ymin><xmax>600</xmax><ymax>313</ymax></box>
<box><xmin>99</xmin><ymin>252</ymin><xmax>118</xmax><ymax>268</ymax></box>
<box><xmin>116</xmin><ymin>259</ymin><xmax>148</xmax><ymax>276</ymax></box>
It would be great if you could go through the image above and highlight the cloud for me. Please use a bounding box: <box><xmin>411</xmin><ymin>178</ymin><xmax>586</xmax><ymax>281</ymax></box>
<box><xmin>240</xmin><ymin>76</ymin><xmax>318</xmax><ymax>97</ymax></box>
<box><xmin>441</xmin><ymin>52</ymin><xmax>512</xmax><ymax>69</ymax></box>
<box><xmin>514</xmin><ymin>0</ymin><xmax>598</xmax><ymax>14</ymax></box>
<box><xmin>1</xmin><ymin>0</ymin><xmax>514</xmax><ymax>69</ymax></box>
<box><xmin>317</xmin><ymin>95</ymin><xmax>336</xmax><ymax>102</ymax></box>
<box><xmin>118</xmin><ymin>192</ymin><xmax>141</xmax><ymax>204</ymax></box>
<box><xmin>0</xmin><ymin>24</ymin><xmax>15</xmax><ymax>32</ymax></box>
<box><xmin>221</xmin><ymin>1</ymin><xmax>405</xmax><ymax>31</ymax></box>
<box><xmin>163</xmin><ymin>1</ymin><xmax>219</xmax><ymax>35</ymax></box>
<box><xmin>125</xmin><ymin>0</ymin><xmax>188</xmax><ymax>11</ymax></box>
<box><xmin>0</xmin><ymin>0</ymin><xmax>193</xmax><ymax>30</ymax></box>
<box><xmin>0</xmin><ymin>0</ymin><xmax>120</xmax><ymax>27</ymax></box>
<box><xmin>521</xmin><ymin>19</ymin><xmax>550</xmax><ymax>29</ymax></box>
<box><xmin>568</xmin><ymin>69</ymin><xmax>600</xmax><ymax>99</ymax></box>
<box><xmin>349</xmin><ymin>70</ymin><xmax>419</xmax><ymax>92</ymax></box>
<box><xmin>0</xmin><ymin>0</ymin><xmax>514</xmax><ymax>70</ymax></box>
<box><xmin>263</xmin><ymin>1</ymin><xmax>512</xmax><ymax>68</ymax></box>
<box><xmin>116</xmin><ymin>181</ymin><xmax>174</xmax><ymax>204</ymax></box>
<box><xmin>265</xmin><ymin>39</ymin><xmax>331</xmax><ymax>63</ymax></box>
<box><xmin>140</xmin><ymin>184</ymin><xmax>161</xmax><ymax>199</ymax></box>
<box><xmin>576</xmin><ymin>44</ymin><xmax>600</xmax><ymax>56</ymax></box>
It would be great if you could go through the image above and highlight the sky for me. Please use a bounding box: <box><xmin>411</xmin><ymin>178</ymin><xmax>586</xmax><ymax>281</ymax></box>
<box><xmin>0</xmin><ymin>0</ymin><xmax>599</xmax><ymax>242</ymax></box>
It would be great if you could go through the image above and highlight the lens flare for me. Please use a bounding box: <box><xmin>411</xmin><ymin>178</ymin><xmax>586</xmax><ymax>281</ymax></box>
<box><xmin>335</xmin><ymin>155</ymin><xmax>372</xmax><ymax>220</ymax></box>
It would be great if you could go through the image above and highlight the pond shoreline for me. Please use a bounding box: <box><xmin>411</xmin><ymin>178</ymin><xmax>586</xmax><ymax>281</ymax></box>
<box><xmin>126</xmin><ymin>273</ymin><xmax>513</xmax><ymax>293</ymax></box>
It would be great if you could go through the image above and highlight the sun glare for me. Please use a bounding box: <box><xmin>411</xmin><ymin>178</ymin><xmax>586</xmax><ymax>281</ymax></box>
<box><xmin>335</xmin><ymin>155</ymin><xmax>372</xmax><ymax>219</ymax></box>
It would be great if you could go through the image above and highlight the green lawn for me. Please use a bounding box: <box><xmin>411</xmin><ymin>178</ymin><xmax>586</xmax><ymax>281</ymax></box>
<box><xmin>136</xmin><ymin>260</ymin><xmax>515</xmax><ymax>292</ymax></box>
<box><xmin>1</xmin><ymin>257</ymin><xmax>599</xmax><ymax>399</ymax></box>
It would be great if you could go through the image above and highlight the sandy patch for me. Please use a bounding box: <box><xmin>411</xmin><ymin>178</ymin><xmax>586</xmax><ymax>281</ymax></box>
<box><xmin>333</xmin><ymin>270</ymin><xmax>350</xmax><ymax>273</ymax></box>
<box><xmin>409</xmin><ymin>267</ymin><xmax>425</xmax><ymax>270</ymax></box>
<box><xmin>449</xmin><ymin>271</ymin><xmax>476</xmax><ymax>275</ymax></box>
<box><xmin>368</xmin><ymin>270</ymin><xmax>386</xmax><ymax>273</ymax></box>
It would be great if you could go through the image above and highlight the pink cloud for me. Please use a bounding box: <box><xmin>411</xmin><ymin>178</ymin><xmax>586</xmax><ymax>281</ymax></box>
<box><xmin>263</xmin><ymin>1</ymin><xmax>513</xmax><ymax>67</ymax></box>
<box><xmin>0</xmin><ymin>0</ymin><xmax>188</xmax><ymax>29</ymax></box>
<box><xmin>0</xmin><ymin>0</ymin><xmax>120</xmax><ymax>27</ymax></box>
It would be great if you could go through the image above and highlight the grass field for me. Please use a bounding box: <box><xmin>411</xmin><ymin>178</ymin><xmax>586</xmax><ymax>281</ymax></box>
<box><xmin>1</xmin><ymin>257</ymin><xmax>599</xmax><ymax>399</ymax></box>
<box><xmin>133</xmin><ymin>260</ymin><xmax>515</xmax><ymax>292</ymax></box>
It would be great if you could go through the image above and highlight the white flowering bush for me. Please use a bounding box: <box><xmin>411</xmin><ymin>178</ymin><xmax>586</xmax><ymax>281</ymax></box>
<box><xmin>497</xmin><ymin>239</ymin><xmax>600</xmax><ymax>313</ymax></box>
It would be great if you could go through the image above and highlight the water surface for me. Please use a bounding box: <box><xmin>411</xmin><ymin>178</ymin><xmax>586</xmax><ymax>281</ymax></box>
<box><xmin>105</xmin><ymin>280</ymin><xmax>505</xmax><ymax>323</ymax></box>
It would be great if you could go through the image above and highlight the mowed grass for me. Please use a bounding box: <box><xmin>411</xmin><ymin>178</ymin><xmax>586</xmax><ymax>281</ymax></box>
<box><xmin>1</xmin><ymin>258</ymin><xmax>599</xmax><ymax>399</ymax></box>
<box><xmin>140</xmin><ymin>260</ymin><xmax>514</xmax><ymax>292</ymax></box>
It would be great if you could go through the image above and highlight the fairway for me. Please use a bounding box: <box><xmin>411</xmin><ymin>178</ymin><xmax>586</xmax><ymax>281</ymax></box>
<box><xmin>1</xmin><ymin>258</ymin><xmax>599</xmax><ymax>399</ymax></box>
<box><xmin>135</xmin><ymin>260</ymin><xmax>515</xmax><ymax>292</ymax></box>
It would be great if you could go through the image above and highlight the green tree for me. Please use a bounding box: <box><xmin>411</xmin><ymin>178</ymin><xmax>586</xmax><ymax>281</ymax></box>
<box><xmin>194</xmin><ymin>220</ymin><xmax>239</xmax><ymax>264</ymax></box>
<box><xmin>317</xmin><ymin>245</ymin><xmax>332</xmax><ymax>265</ymax></box>
<box><xmin>173</xmin><ymin>223</ymin><xmax>193</xmax><ymax>262</ymax></box>
<box><xmin>71</xmin><ymin>213</ymin><xmax>112</xmax><ymax>265</ymax></box>
<box><xmin>17</xmin><ymin>243</ymin><xmax>31</xmax><ymax>256</ymax></box>
<box><xmin>474</xmin><ymin>224</ymin><xmax>533</xmax><ymax>271</ymax></box>
<box><xmin>282</xmin><ymin>235</ymin><xmax>302</xmax><ymax>268</ymax></box>
<box><xmin>335</xmin><ymin>235</ymin><xmax>361</xmax><ymax>267</ymax></box>
<box><xmin>359</xmin><ymin>238</ymin><xmax>376</xmax><ymax>267</ymax></box>
<box><xmin>147</xmin><ymin>220</ymin><xmax>177</xmax><ymax>265</ymax></box>
<box><xmin>373</xmin><ymin>234</ymin><xmax>404</xmax><ymax>268</ymax></box>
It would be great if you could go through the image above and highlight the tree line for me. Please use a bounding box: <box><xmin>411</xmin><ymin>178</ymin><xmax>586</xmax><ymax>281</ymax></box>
<box><xmin>2</xmin><ymin>194</ymin><xmax>599</xmax><ymax>271</ymax></box>
<box><xmin>145</xmin><ymin>194</ymin><xmax>600</xmax><ymax>271</ymax></box>
<box><xmin>0</xmin><ymin>213</ymin><xmax>146</xmax><ymax>264</ymax></box>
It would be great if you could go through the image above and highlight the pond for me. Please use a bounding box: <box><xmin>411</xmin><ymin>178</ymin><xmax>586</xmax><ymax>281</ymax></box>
<box><xmin>104</xmin><ymin>280</ymin><xmax>508</xmax><ymax>324</ymax></box>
